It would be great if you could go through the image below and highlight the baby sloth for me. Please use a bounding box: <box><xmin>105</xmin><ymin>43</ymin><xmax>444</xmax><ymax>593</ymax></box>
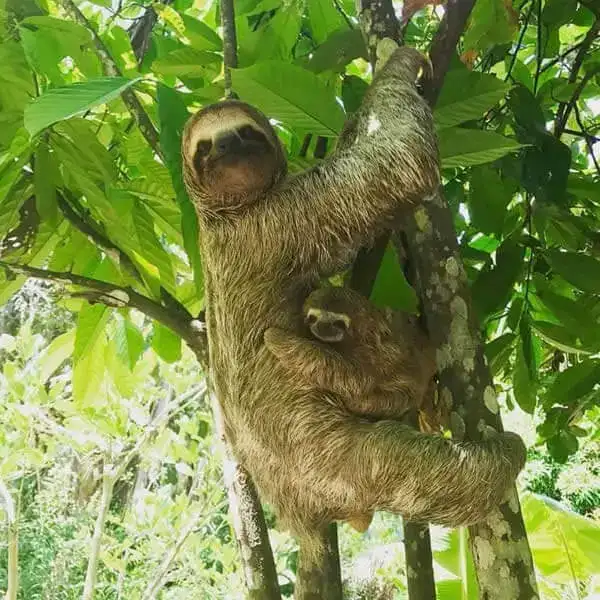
<box><xmin>265</xmin><ymin>286</ymin><xmax>446</xmax><ymax>534</ymax></box>
<box><xmin>264</xmin><ymin>286</ymin><xmax>441</xmax><ymax>429</ymax></box>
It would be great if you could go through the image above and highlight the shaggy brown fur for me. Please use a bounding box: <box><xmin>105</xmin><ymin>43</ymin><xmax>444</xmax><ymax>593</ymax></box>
<box><xmin>265</xmin><ymin>285</ymin><xmax>444</xmax><ymax>533</ymax></box>
<box><xmin>181</xmin><ymin>46</ymin><xmax>526</xmax><ymax>556</ymax></box>
<box><xmin>265</xmin><ymin>286</ymin><xmax>437</xmax><ymax>424</ymax></box>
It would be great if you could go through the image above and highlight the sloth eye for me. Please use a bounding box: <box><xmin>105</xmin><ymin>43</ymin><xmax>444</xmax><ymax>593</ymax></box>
<box><xmin>196</xmin><ymin>140</ymin><xmax>212</xmax><ymax>157</ymax></box>
<box><xmin>306</xmin><ymin>313</ymin><xmax>318</xmax><ymax>325</ymax></box>
<box><xmin>238</xmin><ymin>125</ymin><xmax>266</xmax><ymax>143</ymax></box>
<box><xmin>333</xmin><ymin>319</ymin><xmax>348</xmax><ymax>331</ymax></box>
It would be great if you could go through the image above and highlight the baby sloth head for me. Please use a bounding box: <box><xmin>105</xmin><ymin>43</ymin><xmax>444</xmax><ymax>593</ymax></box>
<box><xmin>182</xmin><ymin>100</ymin><xmax>287</xmax><ymax>211</ymax></box>
<box><xmin>303</xmin><ymin>287</ymin><xmax>392</xmax><ymax>345</ymax></box>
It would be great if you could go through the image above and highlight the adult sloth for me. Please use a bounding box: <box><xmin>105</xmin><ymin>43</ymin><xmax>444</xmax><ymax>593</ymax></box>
<box><xmin>181</xmin><ymin>45</ymin><xmax>526</xmax><ymax>556</ymax></box>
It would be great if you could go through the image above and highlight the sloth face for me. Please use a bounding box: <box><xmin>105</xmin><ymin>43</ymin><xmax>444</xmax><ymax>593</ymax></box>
<box><xmin>183</xmin><ymin>100</ymin><xmax>287</xmax><ymax>206</ymax></box>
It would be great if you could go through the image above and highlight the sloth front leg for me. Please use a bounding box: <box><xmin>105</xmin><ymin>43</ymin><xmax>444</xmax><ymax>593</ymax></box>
<box><xmin>264</xmin><ymin>327</ymin><xmax>375</xmax><ymax>399</ymax></box>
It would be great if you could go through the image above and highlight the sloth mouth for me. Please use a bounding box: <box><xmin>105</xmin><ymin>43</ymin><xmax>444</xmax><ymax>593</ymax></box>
<box><xmin>310</xmin><ymin>323</ymin><xmax>346</xmax><ymax>343</ymax></box>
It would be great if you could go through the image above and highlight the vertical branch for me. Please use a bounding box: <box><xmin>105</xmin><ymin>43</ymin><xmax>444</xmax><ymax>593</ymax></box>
<box><xmin>61</xmin><ymin>0</ymin><xmax>163</xmax><ymax>159</ymax></box>
<box><xmin>208</xmin><ymin>4</ymin><xmax>281</xmax><ymax>598</ymax></box>
<box><xmin>220</xmin><ymin>0</ymin><xmax>238</xmax><ymax>98</ymax></box>
<box><xmin>0</xmin><ymin>477</ymin><xmax>18</xmax><ymax>600</ymax></box>
<box><xmin>82</xmin><ymin>469</ymin><xmax>116</xmax><ymax>600</ymax></box>
<box><xmin>352</xmin><ymin>0</ymin><xmax>538</xmax><ymax>598</ymax></box>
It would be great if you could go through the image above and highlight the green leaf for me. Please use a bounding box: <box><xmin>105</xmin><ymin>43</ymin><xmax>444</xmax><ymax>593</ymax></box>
<box><xmin>485</xmin><ymin>333</ymin><xmax>516</xmax><ymax>376</ymax></box>
<box><xmin>34</xmin><ymin>142</ymin><xmax>58</xmax><ymax>224</ymax></box>
<box><xmin>463</xmin><ymin>0</ymin><xmax>518</xmax><ymax>52</ymax></box>
<box><xmin>152</xmin><ymin>322</ymin><xmax>182</xmax><ymax>363</ymax></box>
<box><xmin>472</xmin><ymin>237</ymin><xmax>524</xmax><ymax>321</ymax></box>
<box><xmin>24</xmin><ymin>77</ymin><xmax>141</xmax><ymax>136</ymax></box>
<box><xmin>307</xmin><ymin>0</ymin><xmax>347</xmax><ymax>43</ymax></box>
<box><xmin>468</xmin><ymin>166</ymin><xmax>513</xmax><ymax>235</ymax></box>
<box><xmin>115</xmin><ymin>319</ymin><xmax>145</xmax><ymax>371</ymax></box>
<box><xmin>153</xmin><ymin>3</ymin><xmax>185</xmax><ymax>35</ymax></box>
<box><xmin>532</xmin><ymin>320</ymin><xmax>593</xmax><ymax>354</ymax></box>
<box><xmin>546</xmin><ymin>250</ymin><xmax>600</xmax><ymax>294</ymax></box>
<box><xmin>73</xmin><ymin>330</ymin><xmax>107</xmax><ymax>405</ymax></box>
<box><xmin>370</xmin><ymin>244</ymin><xmax>418</xmax><ymax>313</ymax></box>
<box><xmin>513</xmin><ymin>328</ymin><xmax>537</xmax><ymax>413</ymax></box>
<box><xmin>181</xmin><ymin>15</ymin><xmax>222</xmax><ymax>51</ymax></box>
<box><xmin>231</xmin><ymin>61</ymin><xmax>346</xmax><ymax>135</ymax></box>
<box><xmin>37</xmin><ymin>330</ymin><xmax>75</xmax><ymax>383</ymax></box>
<box><xmin>156</xmin><ymin>84</ymin><xmax>203</xmax><ymax>295</ymax></box>
<box><xmin>133</xmin><ymin>202</ymin><xmax>176</xmax><ymax>295</ymax></box>
<box><xmin>152</xmin><ymin>48</ymin><xmax>221</xmax><ymax>78</ymax></box>
<box><xmin>435</xmin><ymin>70</ymin><xmax>510</xmax><ymax>130</ymax></box>
<box><xmin>545</xmin><ymin>360</ymin><xmax>600</xmax><ymax>408</ymax></box>
<box><xmin>439</xmin><ymin>128</ymin><xmax>524</xmax><ymax>168</ymax></box>
<box><xmin>74</xmin><ymin>303</ymin><xmax>110</xmax><ymax>363</ymax></box>
<box><xmin>303</xmin><ymin>29</ymin><xmax>366</xmax><ymax>74</ymax></box>
<box><xmin>522</xmin><ymin>492</ymin><xmax>600</xmax><ymax>579</ymax></box>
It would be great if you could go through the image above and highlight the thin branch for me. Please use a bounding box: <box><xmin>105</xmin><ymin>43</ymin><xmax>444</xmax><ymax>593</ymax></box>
<box><xmin>0</xmin><ymin>260</ymin><xmax>202</xmax><ymax>351</ymax></box>
<box><xmin>574</xmin><ymin>103</ymin><xmax>600</xmax><ymax>176</ymax></box>
<box><xmin>57</xmin><ymin>191</ymin><xmax>191</xmax><ymax>321</ymax></box>
<box><xmin>554</xmin><ymin>18</ymin><xmax>600</xmax><ymax>135</ymax></box>
<box><xmin>555</xmin><ymin>65</ymin><xmax>600</xmax><ymax>137</ymax></box>
<box><xmin>534</xmin><ymin>0</ymin><xmax>542</xmax><ymax>93</ymax></box>
<box><xmin>61</xmin><ymin>0</ymin><xmax>163</xmax><ymax>160</ymax></box>
<box><xmin>128</xmin><ymin>0</ymin><xmax>175</xmax><ymax>63</ymax></box>
<box><xmin>504</xmin><ymin>2</ymin><xmax>533</xmax><ymax>84</ymax></box>
<box><xmin>220</xmin><ymin>0</ymin><xmax>238</xmax><ymax>98</ymax></box>
<box><xmin>426</xmin><ymin>0</ymin><xmax>478</xmax><ymax>105</ymax></box>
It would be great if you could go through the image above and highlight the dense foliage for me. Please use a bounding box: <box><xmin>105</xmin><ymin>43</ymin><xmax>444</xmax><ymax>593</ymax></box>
<box><xmin>0</xmin><ymin>0</ymin><xmax>599</xmax><ymax>597</ymax></box>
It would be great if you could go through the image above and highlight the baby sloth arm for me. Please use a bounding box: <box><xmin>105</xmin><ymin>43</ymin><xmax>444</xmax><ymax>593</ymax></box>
<box><xmin>264</xmin><ymin>327</ymin><xmax>376</xmax><ymax>398</ymax></box>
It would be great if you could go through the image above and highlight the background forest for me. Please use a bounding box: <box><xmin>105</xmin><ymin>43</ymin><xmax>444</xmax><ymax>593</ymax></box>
<box><xmin>0</xmin><ymin>0</ymin><xmax>599</xmax><ymax>598</ymax></box>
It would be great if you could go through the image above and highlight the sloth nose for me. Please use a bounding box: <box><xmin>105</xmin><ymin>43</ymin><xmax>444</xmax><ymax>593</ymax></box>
<box><xmin>214</xmin><ymin>132</ymin><xmax>241</xmax><ymax>156</ymax></box>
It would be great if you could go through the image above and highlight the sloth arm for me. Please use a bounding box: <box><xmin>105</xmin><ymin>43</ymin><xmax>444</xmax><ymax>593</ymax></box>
<box><xmin>264</xmin><ymin>327</ymin><xmax>376</xmax><ymax>398</ymax></box>
<box><xmin>266</xmin><ymin>47</ymin><xmax>439</xmax><ymax>274</ymax></box>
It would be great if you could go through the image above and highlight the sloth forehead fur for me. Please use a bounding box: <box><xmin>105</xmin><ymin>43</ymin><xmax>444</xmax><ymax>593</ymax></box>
<box><xmin>184</xmin><ymin>101</ymin><xmax>276</xmax><ymax>156</ymax></box>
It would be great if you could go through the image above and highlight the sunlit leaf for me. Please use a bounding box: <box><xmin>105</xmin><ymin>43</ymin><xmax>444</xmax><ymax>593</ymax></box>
<box><xmin>25</xmin><ymin>77</ymin><xmax>141</xmax><ymax>136</ymax></box>
<box><xmin>152</xmin><ymin>322</ymin><xmax>182</xmax><ymax>363</ymax></box>
<box><xmin>231</xmin><ymin>61</ymin><xmax>346</xmax><ymax>135</ymax></box>
<box><xmin>435</xmin><ymin>69</ymin><xmax>510</xmax><ymax>130</ymax></box>
<box><xmin>439</xmin><ymin>128</ymin><xmax>524</xmax><ymax>168</ymax></box>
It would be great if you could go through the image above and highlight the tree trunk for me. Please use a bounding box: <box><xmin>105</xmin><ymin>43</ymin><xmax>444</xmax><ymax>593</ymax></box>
<box><xmin>294</xmin><ymin>525</ymin><xmax>343</xmax><ymax>600</ymax></box>
<box><xmin>404</xmin><ymin>522</ymin><xmax>436</xmax><ymax>599</ymax></box>
<box><xmin>210</xmin><ymin>392</ymin><xmax>282</xmax><ymax>600</ymax></box>
<box><xmin>82</xmin><ymin>470</ymin><xmax>115</xmax><ymax>600</ymax></box>
<box><xmin>0</xmin><ymin>477</ymin><xmax>18</xmax><ymax>600</ymax></box>
<box><xmin>399</xmin><ymin>190</ymin><xmax>538</xmax><ymax>599</ymax></box>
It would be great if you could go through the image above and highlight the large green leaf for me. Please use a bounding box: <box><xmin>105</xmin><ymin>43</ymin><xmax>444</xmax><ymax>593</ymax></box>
<box><xmin>156</xmin><ymin>84</ymin><xmax>203</xmax><ymax>296</ymax></box>
<box><xmin>24</xmin><ymin>77</ymin><xmax>141</xmax><ymax>136</ymax></box>
<box><xmin>37</xmin><ymin>330</ymin><xmax>75</xmax><ymax>384</ymax></box>
<box><xmin>468</xmin><ymin>165</ymin><xmax>513</xmax><ymax>235</ymax></box>
<box><xmin>74</xmin><ymin>303</ymin><xmax>110</xmax><ymax>363</ymax></box>
<box><xmin>369</xmin><ymin>243</ymin><xmax>418</xmax><ymax>313</ymax></box>
<box><xmin>152</xmin><ymin>322</ymin><xmax>182</xmax><ymax>363</ymax></box>
<box><xmin>545</xmin><ymin>360</ymin><xmax>600</xmax><ymax>408</ymax></box>
<box><xmin>512</xmin><ymin>318</ymin><xmax>538</xmax><ymax>413</ymax></box>
<box><xmin>152</xmin><ymin>48</ymin><xmax>221</xmax><ymax>78</ymax></box>
<box><xmin>472</xmin><ymin>237</ymin><xmax>524</xmax><ymax>321</ymax></box>
<box><xmin>435</xmin><ymin>70</ymin><xmax>511</xmax><ymax>130</ymax></box>
<box><xmin>115</xmin><ymin>318</ymin><xmax>145</xmax><ymax>371</ymax></box>
<box><xmin>307</xmin><ymin>0</ymin><xmax>347</xmax><ymax>43</ymax></box>
<box><xmin>231</xmin><ymin>61</ymin><xmax>346</xmax><ymax>135</ymax></box>
<box><xmin>523</xmin><ymin>493</ymin><xmax>600</xmax><ymax>582</ymax></box>
<box><xmin>546</xmin><ymin>250</ymin><xmax>600</xmax><ymax>294</ymax></box>
<box><xmin>439</xmin><ymin>128</ymin><xmax>524</xmax><ymax>168</ymax></box>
